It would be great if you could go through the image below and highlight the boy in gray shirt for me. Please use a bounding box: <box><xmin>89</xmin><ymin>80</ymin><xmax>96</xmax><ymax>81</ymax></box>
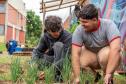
<box><xmin>72</xmin><ymin>4</ymin><xmax>121</xmax><ymax>84</ymax></box>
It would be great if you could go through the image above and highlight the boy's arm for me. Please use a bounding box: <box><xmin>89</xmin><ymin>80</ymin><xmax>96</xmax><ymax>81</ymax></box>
<box><xmin>72</xmin><ymin>44</ymin><xmax>82</xmax><ymax>83</ymax></box>
<box><xmin>32</xmin><ymin>36</ymin><xmax>48</xmax><ymax>58</ymax></box>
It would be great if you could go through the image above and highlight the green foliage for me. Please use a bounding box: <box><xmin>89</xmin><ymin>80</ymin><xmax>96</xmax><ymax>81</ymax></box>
<box><xmin>62</xmin><ymin>55</ymin><xmax>72</xmax><ymax>83</ymax></box>
<box><xmin>44</xmin><ymin>66</ymin><xmax>55</xmax><ymax>84</ymax></box>
<box><xmin>25</xmin><ymin>63</ymin><xmax>38</xmax><ymax>84</ymax></box>
<box><xmin>80</xmin><ymin>70</ymin><xmax>95</xmax><ymax>84</ymax></box>
<box><xmin>0</xmin><ymin>75</ymin><xmax>6</xmax><ymax>80</ymax></box>
<box><xmin>10</xmin><ymin>58</ymin><xmax>22</xmax><ymax>83</ymax></box>
<box><xmin>26</xmin><ymin>10</ymin><xmax>42</xmax><ymax>47</ymax></box>
<box><xmin>0</xmin><ymin>74</ymin><xmax>11</xmax><ymax>81</ymax></box>
<box><xmin>0</xmin><ymin>56</ymin><xmax>11</xmax><ymax>63</ymax></box>
<box><xmin>67</xmin><ymin>22</ymin><xmax>79</xmax><ymax>33</ymax></box>
<box><xmin>0</xmin><ymin>43</ymin><xmax>6</xmax><ymax>51</ymax></box>
<box><xmin>0</xmin><ymin>56</ymin><xmax>126</xmax><ymax>83</ymax></box>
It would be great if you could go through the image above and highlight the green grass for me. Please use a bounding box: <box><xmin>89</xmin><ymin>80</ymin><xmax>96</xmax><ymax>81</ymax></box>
<box><xmin>115</xmin><ymin>74</ymin><xmax>126</xmax><ymax>79</ymax></box>
<box><xmin>0</xmin><ymin>55</ymin><xmax>126</xmax><ymax>83</ymax></box>
<box><xmin>0</xmin><ymin>56</ymin><xmax>11</xmax><ymax>64</ymax></box>
<box><xmin>0</xmin><ymin>56</ymin><xmax>30</xmax><ymax>64</ymax></box>
<box><xmin>114</xmin><ymin>74</ymin><xmax>126</xmax><ymax>84</ymax></box>
<box><xmin>25</xmin><ymin>63</ymin><xmax>38</xmax><ymax>84</ymax></box>
<box><xmin>80</xmin><ymin>70</ymin><xmax>95</xmax><ymax>84</ymax></box>
<box><xmin>44</xmin><ymin>66</ymin><xmax>55</xmax><ymax>84</ymax></box>
<box><xmin>0</xmin><ymin>73</ymin><xmax>11</xmax><ymax>81</ymax></box>
<box><xmin>62</xmin><ymin>56</ymin><xmax>72</xmax><ymax>83</ymax></box>
<box><xmin>0</xmin><ymin>56</ymin><xmax>31</xmax><ymax>82</ymax></box>
<box><xmin>0</xmin><ymin>43</ymin><xmax>6</xmax><ymax>51</ymax></box>
<box><xmin>10</xmin><ymin>58</ymin><xmax>22</xmax><ymax>83</ymax></box>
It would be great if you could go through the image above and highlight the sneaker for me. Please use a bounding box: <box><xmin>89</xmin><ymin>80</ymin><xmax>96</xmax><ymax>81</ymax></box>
<box><xmin>54</xmin><ymin>69</ymin><xmax>63</xmax><ymax>83</ymax></box>
<box><xmin>55</xmin><ymin>74</ymin><xmax>63</xmax><ymax>83</ymax></box>
<box><xmin>94</xmin><ymin>72</ymin><xmax>101</xmax><ymax>83</ymax></box>
<box><xmin>110</xmin><ymin>79</ymin><xmax>113</xmax><ymax>84</ymax></box>
<box><xmin>85</xmin><ymin>80</ymin><xmax>89</xmax><ymax>84</ymax></box>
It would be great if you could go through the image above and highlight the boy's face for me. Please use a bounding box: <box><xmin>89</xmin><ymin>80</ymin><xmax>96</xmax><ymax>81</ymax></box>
<box><xmin>79</xmin><ymin>18</ymin><xmax>98</xmax><ymax>32</ymax></box>
<box><xmin>48</xmin><ymin>29</ymin><xmax>62</xmax><ymax>39</ymax></box>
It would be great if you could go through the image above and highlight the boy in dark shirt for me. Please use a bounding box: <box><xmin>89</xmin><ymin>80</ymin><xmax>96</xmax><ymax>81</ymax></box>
<box><xmin>32</xmin><ymin>15</ymin><xmax>72</xmax><ymax>82</ymax></box>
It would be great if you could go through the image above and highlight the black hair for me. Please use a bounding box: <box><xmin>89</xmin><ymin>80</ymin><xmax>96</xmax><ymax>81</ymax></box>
<box><xmin>45</xmin><ymin>16</ymin><xmax>62</xmax><ymax>32</ymax></box>
<box><xmin>74</xmin><ymin>4</ymin><xmax>80</xmax><ymax>18</ymax></box>
<box><xmin>79</xmin><ymin>4</ymin><xmax>98</xmax><ymax>20</ymax></box>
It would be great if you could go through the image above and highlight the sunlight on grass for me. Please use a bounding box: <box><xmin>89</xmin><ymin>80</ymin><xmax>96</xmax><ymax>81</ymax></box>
<box><xmin>0</xmin><ymin>55</ymin><xmax>31</xmax><ymax>64</ymax></box>
<box><xmin>0</xmin><ymin>43</ymin><xmax>6</xmax><ymax>51</ymax></box>
<box><xmin>0</xmin><ymin>73</ymin><xmax>11</xmax><ymax>81</ymax></box>
<box><xmin>114</xmin><ymin>74</ymin><xmax>126</xmax><ymax>83</ymax></box>
<box><xmin>0</xmin><ymin>56</ymin><xmax>11</xmax><ymax>64</ymax></box>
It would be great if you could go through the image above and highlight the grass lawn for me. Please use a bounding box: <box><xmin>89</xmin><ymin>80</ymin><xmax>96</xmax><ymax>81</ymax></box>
<box><xmin>0</xmin><ymin>43</ymin><xmax>6</xmax><ymax>51</ymax></box>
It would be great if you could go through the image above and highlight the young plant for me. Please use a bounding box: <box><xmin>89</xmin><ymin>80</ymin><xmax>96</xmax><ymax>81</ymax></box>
<box><xmin>25</xmin><ymin>63</ymin><xmax>38</xmax><ymax>84</ymax></box>
<box><xmin>80</xmin><ymin>70</ymin><xmax>94</xmax><ymax>84</ymax></box>
<box><xmin>10</xmin><ymin>58</ymin><xmax>22</xmax><ymax>83</ymax></box>
<box><xmin>44</xmin><ymin>65</ymin><xmax>55</xmax><ymax>84</ymax></box>
<box><xmin>62</xmin><ymin>55</ymin><xmax>72</xmax><ymax>83</ymax></box>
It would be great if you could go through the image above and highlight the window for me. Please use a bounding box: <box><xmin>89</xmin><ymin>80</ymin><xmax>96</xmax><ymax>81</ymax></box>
<box><xmin>0</xmin><ymin>4</ymin><xmax>5</xmax><ymax>13</ymax></box>
<box><xmin>0</xmin><ymin>25</ymin><xmax>5</xmax><ymax>35</ymax></box>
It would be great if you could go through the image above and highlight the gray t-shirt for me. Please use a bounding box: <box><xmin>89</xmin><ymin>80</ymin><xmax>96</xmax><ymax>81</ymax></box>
<box><xmin>72</xmin><ymin>18</ymin><xmax>120</xmax><ymax>53</ymax></box>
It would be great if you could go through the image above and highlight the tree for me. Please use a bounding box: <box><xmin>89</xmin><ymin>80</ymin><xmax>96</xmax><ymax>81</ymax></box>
<box><xmin>26</xmin><ymin>10</ymin><xmax>42</xmax><ymax>47</ymax></box>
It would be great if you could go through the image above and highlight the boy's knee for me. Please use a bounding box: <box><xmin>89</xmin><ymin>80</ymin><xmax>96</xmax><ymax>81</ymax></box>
<box><xmin>53</xmin><ymin>42</ymin><xmax>64</xmax><ymax>48</ymax></box>
<box><xmin>98</xmin><ymin>47</ymin><xmax>110</xmax><ymax>68</ymax></box>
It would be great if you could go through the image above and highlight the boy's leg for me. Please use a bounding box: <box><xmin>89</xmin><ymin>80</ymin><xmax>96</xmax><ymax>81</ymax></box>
<box><xmin>53</xmin><ymin>42</ymin><xmax>65</xmax><ymax>68</ymax></box>
<box><xmin>80</xmin><ymin>46</ymin><xmax>110</xmax><ymax>82</ymax></box>
<box><xmin>80</xmin><ymin>46</ymin><xmax>101</xmax><ymax>82</ymax></box>
<box><xmin>97</xmin><ymin>46</ymin><xmax>110</xmax><ymax>72</ymax></box>
<box><xmin>52</xmin><ymin>42</ymin><xmax>65</xmax><ymax>82</ymax></box>
<box><xmin>98</xmin><ymin>46</ymin><xmax>115</xmax><ymax>84</ymax></box>
<box><xmin>123</xmin><ymin>38</ymin><xmax>126</xmax><ymax>68</ymax></box>
<box><xmin>80</xmin><ymin>46</ymin><xmax>100</xmax><ymax>70</ymax></box>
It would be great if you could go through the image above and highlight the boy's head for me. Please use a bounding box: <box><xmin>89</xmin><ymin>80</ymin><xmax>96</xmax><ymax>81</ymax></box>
<box><xmin>45</xmin><ymin>16</ymin><xmax>63</xmax><ymax>38</ymax></box>
<box><xmin>74</xmin><ymin>4</ymin><xmax>80</xmax><ymax>18</ymax></box>
<box><xmin>78</xmin><ymin>4</ymin><xmax>99</xmax><ymax>32</ymax></box>
<box><xmin>79</xmin><ymin>4</ymin><xmax>98</xmax><ymax>20</ymax></box>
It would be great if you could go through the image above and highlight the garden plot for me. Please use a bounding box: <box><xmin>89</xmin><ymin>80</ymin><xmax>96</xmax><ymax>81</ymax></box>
<box><xmin>0</xmin><ymin>55</ymin><xmax>126</xmax><ymax>84</ymax></box>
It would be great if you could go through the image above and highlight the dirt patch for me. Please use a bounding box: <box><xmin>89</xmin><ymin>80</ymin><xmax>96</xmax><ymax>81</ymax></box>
<box><xmin>0</xmin><ymin>80</ymin><xmax>12</xmax><ymax>84</ymax></box>
<box><xmin>0</xmin><ymin>63</ymin><xmax>10</xmax><ymax>74</ymax></box>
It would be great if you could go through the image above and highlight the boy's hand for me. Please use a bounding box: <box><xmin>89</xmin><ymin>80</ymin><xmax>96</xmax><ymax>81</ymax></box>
<box><xmin>73</xmin><ymin>77</ymin><xmax>80</xmax><ymax>84</ymax></box>
<box><xmin>104</xmin><ymin>74</ymin><xmax>112</xmax><ymax>84</ymax></box>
